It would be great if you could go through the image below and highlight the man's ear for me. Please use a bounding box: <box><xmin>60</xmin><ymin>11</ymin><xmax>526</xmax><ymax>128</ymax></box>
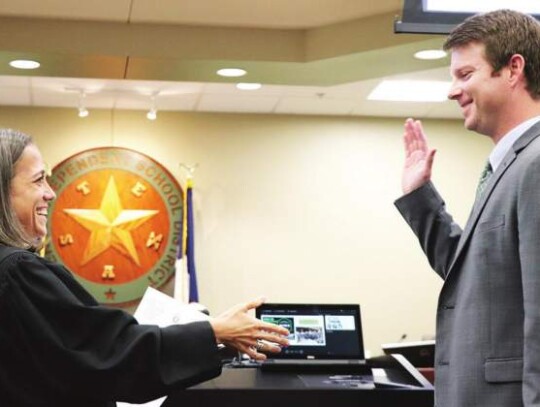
<box><xmin>508</xmin><ymin>54</ymin><xmax>526</xmax><ymax>87</ymax></box>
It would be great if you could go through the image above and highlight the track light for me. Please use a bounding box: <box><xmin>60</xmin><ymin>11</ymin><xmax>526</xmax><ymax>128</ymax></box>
<box><xmin>77</xmin><ymin>91</ymin><xmax>89</xmax><ymax>118</ymax></box>
<box><xmin>146</xmin><ymin>109</ymin><xmax>157</xmax><ymax>120</ymax></box>
<box><xmin>78</xmin><ymin>107</ymin><xmax>89</xmax><ymax>118</ymax></box>
<box><xmin>147</xmin><ymin>94</ymin><xmax>158</xmax><ymax>120</ymax></box>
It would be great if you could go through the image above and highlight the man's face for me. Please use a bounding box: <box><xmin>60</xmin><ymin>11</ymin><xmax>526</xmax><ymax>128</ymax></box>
<box><xmin>9</xmin><ymin>144</ymin><xmax>56</xmax><ymax>244</ymax></box>
<box><xmin>448</xmin><ymin>42</ymin><xmax>510</xmax><ymax>138</ymax></box>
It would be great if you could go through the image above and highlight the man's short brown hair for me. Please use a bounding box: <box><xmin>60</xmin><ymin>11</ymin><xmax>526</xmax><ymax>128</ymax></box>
<box><xmin>444</xmin><ymin>9</ymin><xmax>540</xmax><ymax>99</ymax></box>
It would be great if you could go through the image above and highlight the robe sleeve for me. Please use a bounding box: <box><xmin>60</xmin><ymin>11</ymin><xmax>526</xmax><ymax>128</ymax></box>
<box><xmin>0</xmin><ymin>251</ymin><xmax>222</xmax><ymax>403</ymax></box>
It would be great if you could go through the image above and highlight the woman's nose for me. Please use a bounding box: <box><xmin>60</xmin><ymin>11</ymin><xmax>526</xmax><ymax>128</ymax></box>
<box><xmin>44</xmin><ymin>180</ymin><xmax>56</xmax><ymax>200</ymax></box>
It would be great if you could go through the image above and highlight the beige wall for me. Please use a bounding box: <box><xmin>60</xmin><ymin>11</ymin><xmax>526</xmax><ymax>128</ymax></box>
<box><xmin>0</xmin><ymin>106</ymin><xmax>491</xmax><ymax>356</ymax></box>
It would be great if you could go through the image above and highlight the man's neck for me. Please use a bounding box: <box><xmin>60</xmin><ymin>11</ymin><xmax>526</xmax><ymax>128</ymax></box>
<box><xmin>491</xmin><ymin>103</ymin><xmax>540</xmax><ymax>144</ymax></box>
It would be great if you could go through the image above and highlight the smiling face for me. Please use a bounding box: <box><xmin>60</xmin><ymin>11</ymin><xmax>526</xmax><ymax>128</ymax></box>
<box><xmin>9</xmin><ymin>144</ymin><xmax>56</xmax><ymax>244</ymax></box>
<box><xmin>448</xmin><ymin>42</ymin><xmax>512</xmax><ymax>139</ymax></box>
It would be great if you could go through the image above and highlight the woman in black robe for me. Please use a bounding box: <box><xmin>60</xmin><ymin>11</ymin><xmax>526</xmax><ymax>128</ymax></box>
<box><xmin>0</xmin><ymin>129</ymin><xmax>288</xmax><ymax>406</ymax></box>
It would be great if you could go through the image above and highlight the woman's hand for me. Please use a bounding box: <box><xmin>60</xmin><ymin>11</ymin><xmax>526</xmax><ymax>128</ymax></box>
<box><xmin>210</xmin><ymin>297</ymin><xmax>290</xmax><ymax>360</ymax></box>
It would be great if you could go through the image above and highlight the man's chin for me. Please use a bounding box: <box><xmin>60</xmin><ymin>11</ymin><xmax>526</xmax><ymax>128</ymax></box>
<box><xmin>463</xmin><ymin>117</ymin><xmax>478</xmax><ymax>132</ymax></box>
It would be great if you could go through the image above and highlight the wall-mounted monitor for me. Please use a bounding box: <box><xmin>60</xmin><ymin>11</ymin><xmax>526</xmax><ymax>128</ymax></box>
<box><xmin>395</xmin><ymin>0</ymin><xmax>540</xmax><ymax>34</ymax></box>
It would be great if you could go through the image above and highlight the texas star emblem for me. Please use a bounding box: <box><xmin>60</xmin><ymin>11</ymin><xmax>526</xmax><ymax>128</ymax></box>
<box><xmin>45</xmin><ymin>147</ymin><xmax>183</xmax><ymax>306</ymax></box>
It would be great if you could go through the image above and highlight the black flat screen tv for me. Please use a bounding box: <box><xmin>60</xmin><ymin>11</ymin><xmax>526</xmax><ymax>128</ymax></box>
<box><xmin>394</xmin><ymin>0</ymin><xmax>540</xmax><ymax>35</ymax></box>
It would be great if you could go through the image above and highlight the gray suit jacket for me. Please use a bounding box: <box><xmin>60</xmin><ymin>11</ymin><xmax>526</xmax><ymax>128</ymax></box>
<box><xmin>395</xmin><ymin>122</ymin><xmax>540</xmax><ymax>407</ymax></box>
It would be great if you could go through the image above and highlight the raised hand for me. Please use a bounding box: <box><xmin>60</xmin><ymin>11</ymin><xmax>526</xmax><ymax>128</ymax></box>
<box><xmin>402</xmin><ymin>118</ymin><xmax>437</xmax><ymax>194</ymax></box>
<box><xmin>209</xmin><ymin>297</ymin><xmax>290</xmax><ymax>360</ymax></box>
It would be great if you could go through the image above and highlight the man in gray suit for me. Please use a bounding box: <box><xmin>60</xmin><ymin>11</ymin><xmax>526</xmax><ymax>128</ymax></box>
<box><xmin>395</xmin><ymin>9</ymin><xmax>540</xmax><ymax>407</ymax></box>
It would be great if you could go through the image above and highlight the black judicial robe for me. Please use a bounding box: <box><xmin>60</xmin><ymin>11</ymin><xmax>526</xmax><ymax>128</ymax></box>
<box><xmin>0</xmin><ymin>248</ymin><xmax>222</xmax><ymax>406</ymax></box>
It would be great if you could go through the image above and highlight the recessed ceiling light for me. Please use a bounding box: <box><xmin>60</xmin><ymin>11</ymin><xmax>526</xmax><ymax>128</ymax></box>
<box><xmin>236</xmin><ymin>83</ymin><xmax>262</xmax><ymax>91</ymax></box>
<box><xmin>368</xmin><ymin>80</ymin><xmax>451</xmax><ymax>102</ymax></box>
<box><xmin>9</xmin><ymin>59</ymin><xmax>40</xmax><ymax>70</ymax></box>
<box><xmin>217</xmin><ymin>68</ymin><xmax>247</xmax><ymax>77</ymax></box>
<box><xmin>414</xmin><ymin>50</ymin><xmax>447</xmax><ymax>60</ymax></box>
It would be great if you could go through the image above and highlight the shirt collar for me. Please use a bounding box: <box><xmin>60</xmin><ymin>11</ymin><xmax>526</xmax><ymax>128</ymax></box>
<box><xmin>489</xmin><ymin>116</ymin><xmax>540</xmax><ymax>171</ymax></box>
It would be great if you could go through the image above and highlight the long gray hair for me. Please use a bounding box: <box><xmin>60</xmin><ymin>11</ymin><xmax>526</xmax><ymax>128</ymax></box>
<box><xmin>0</xmin><ymin>129</ymin><xmax>35</xmax><ymax>248</ymax></box>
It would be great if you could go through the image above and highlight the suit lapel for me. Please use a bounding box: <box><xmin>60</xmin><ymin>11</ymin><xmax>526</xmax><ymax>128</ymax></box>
<box><xmin>446</xmin><ymin>122</ymin><xmax>540</xmax><ymax>277</ymax></box>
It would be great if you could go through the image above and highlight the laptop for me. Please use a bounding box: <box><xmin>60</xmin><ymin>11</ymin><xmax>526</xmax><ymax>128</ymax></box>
<box><xmin>256</xmin><ymin>303</ymin><xmax>370</xmax><ymax>374</ymax></box>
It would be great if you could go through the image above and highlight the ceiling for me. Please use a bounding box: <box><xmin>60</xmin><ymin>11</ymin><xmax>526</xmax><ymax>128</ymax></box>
<box><xmin>0</xmin><ymin>0</ymin><xmax>461</xmax><ymax>119</ymax></box>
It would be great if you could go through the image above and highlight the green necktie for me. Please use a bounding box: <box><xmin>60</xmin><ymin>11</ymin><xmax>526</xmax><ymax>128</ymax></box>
<box><xmin>476</xmin><ymin>161</ymin><xmax>493</xmax><ymax>199</ymax></box>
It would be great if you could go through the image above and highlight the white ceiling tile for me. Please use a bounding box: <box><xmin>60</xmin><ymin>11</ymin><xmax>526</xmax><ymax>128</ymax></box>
<box><xmin>199</xmin><ymin>83</ymin><xmax>242</xmax><ymax>94</ymax></box>
<box><xmin>0</xmin><ymin>87</ymin><xmax>32</xmax><ymax>105</ymax></box>
<box><xmin>197</xmin><ymin>94</ymin><xmax>279</xmax><ymax>113</ymax></box>
<box><xmin>31</xmin><ymin>90</ymin><xmax>78</xmax><ymax>108</ymax></box>
<box><xmin>157</xmin><ymin>94</ymin><xmax>199</xmax><ymax>111</ymax></box>
<box><xmin>201</xmin><ymin>83</ymin><xmax>283</xmax><ymax>96</ymax></box>
<box><xmin>31</xmin><ymin>76</ymin><xmax>108</xmax><ymax>94</ymax></box>
<box><xmin>274</xmin><ymin>97</ymin><xmax>355</xmax><ymax>115</ymax></box>
<box><xmin>113</xmin><ymin>97</ymin><xmax>151</xmax><ymax>110</ymax></box>
<box><xmin>0</xmin><ymin>75</ymin><xmax>32</xmax><ymax>87</ymax></box>
<box><xmin>278</xmin><ymin>86</ymin><xmax>330</xmax><ymax>98</ymax></box>
<box><xmin>351</xmin><ymin>100</ymin><xmax>433</xmax><ymax>119</ymax></box>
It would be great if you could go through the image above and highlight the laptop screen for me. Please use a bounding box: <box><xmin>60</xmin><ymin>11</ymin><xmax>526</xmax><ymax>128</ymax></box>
<box><xmin>256</xmin><ymin>303</ymin><xmax>365</xmax><ymax>360</ymax></box>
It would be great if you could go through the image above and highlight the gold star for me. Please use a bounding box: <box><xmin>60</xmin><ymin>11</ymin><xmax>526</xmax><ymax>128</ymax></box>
<box><xmin>64</xmin><ymin>176</ymin><xmax>158</xmax><ymax>266</ymax></box>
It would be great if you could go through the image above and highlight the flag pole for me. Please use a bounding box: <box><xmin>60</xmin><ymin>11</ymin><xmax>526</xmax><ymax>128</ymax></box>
<box><xmin>174</xmin><ymin>163</ymin><xmax>199</xmax><ymax>303</ymax></box>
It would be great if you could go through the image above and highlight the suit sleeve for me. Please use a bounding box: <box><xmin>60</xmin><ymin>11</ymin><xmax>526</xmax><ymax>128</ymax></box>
<box><xmin>394</xmin><ymin>181</ymin><xmax>463</xmax><ymax>280</ymax></box>
<box><xmin>517</xmin><ymin>156</ymin><xmax>540</xmax><ymax>405</ymax></box>
<box><xmin>1</xmin><ymin>251</ymin><xmax>222</xmax><ymax>403</ymax></box>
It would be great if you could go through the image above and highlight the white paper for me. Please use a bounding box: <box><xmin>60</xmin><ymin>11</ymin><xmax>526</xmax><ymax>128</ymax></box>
<box><xmin>134</xmin><ymin>286</ymin><xmax>209</xmax><ymax>327</ymax></box>
<box><xmin>117</xmin><ymin>397</ymin><xmax>166</xmax><ymax>407</ymax></box>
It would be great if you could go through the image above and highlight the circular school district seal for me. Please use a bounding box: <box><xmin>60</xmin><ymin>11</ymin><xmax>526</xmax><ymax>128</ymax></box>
<box><xmin>45</xmin><ymin>147</ymin><xmax>183</xmax><ymax>306</ymax></box>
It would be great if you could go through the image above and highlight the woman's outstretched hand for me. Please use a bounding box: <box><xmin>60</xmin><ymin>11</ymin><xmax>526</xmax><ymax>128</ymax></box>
<box><xmin>210</xmin><ymin>297</ymin><xmax>290</xmax><ymax>360</ymax></box>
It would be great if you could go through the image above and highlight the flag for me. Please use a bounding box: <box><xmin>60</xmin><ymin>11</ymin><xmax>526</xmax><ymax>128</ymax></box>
<box><xmin>173</xmin><ymin>197</ymin><xmax>187</xmax><ymax>302</ymax></box>
<box><xmin>173</xmin><ymin>178</ymin><xmax>199</xmax><ymax>303</ymax></box>
<box><xmin>185</xmin><ymin>178</ymin><xmax>199</xmax><ymax>302</ymax></box>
